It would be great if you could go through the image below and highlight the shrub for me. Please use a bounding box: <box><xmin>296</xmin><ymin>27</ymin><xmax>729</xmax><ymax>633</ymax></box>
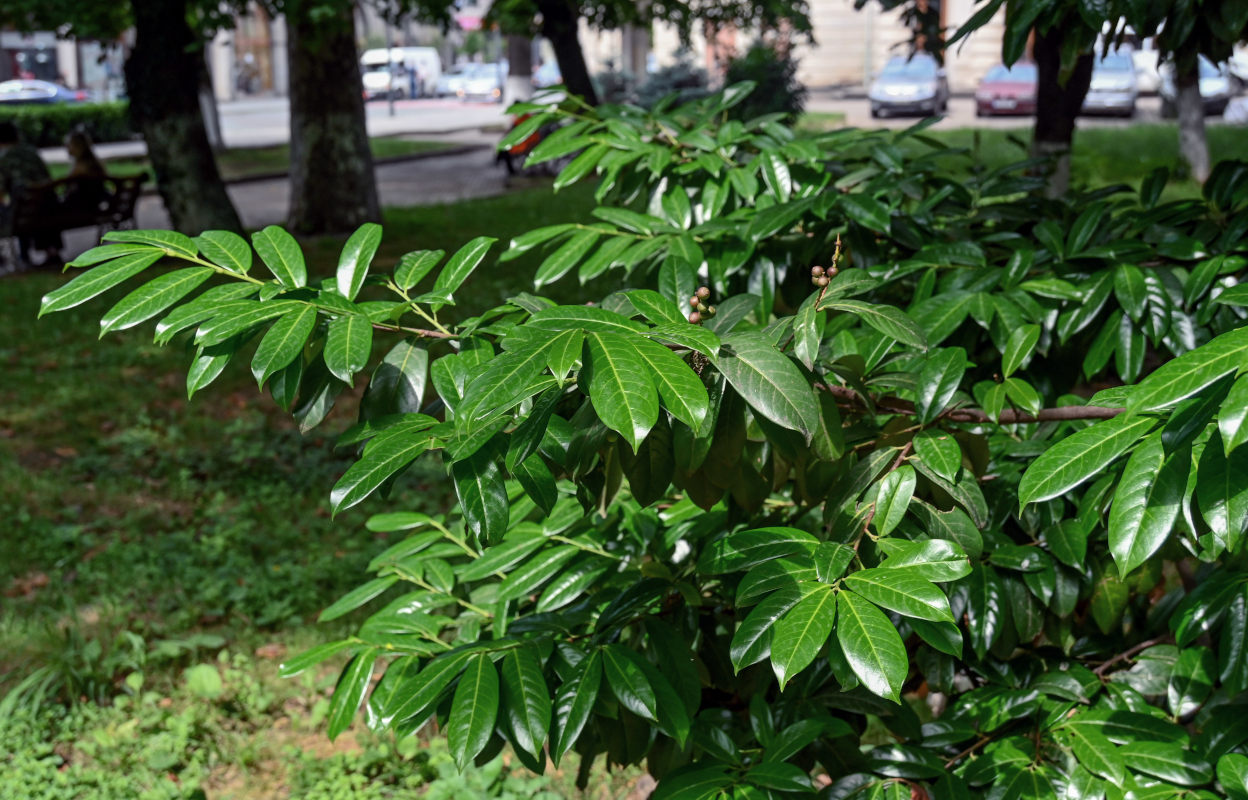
<box><xmin>37</xmin><ymin>84</ymin><xmax>1248</xmax><ymax>798</ymax></box>
<box><xmin>724</xmin><ymin>42</ymin><xmax>807</xmax><ymax>121</ymax></box>
<box><xmin>0</xmin><ymin>101</ymin><xmax>134</xmax><ymax>148</ymax></box>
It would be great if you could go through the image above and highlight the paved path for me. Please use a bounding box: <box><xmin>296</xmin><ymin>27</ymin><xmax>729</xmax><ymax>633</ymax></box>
<box><xmin>59</xmin><ymin>135</ymin><xmax>511</xmax><ymax>259</ymax></box>
<box><xmin>42</xmin><ymin>96</ymin><xmax>511</xmax><ymax>164</ymax></box>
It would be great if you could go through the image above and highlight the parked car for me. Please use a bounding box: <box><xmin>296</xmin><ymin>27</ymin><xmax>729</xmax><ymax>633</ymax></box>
<box><xmin>459</xmin><ymin>63</ymin><xmax>505</xmax><ymax>102</ymax></box>
<box><xmin>868</xmin><ymin>54</ymin><xmax>949</xmax><ymax>118</ymax></box>
<box><xmin>974</xmin><ymin>62</ymin><xmax>1037</xmax><ymax>117</ymax></box>
<box><xmin>1160</xmin><ymin>56</ymin><xmax>1235</xmax><ymax>117</ymax></box>
<box><xmin>435</xmin><ymin>64</ymin><xmax>472</xmax><ymax>98</ymax></box>
<box><xmin>0</xmin><ymin>79</ymin><xmax>88</xmax><ymax>105</ymax></box>
<box><xmin>1082</xmin><ymin>51</ymin><xmax>1138</xmax><ymax>117</ymax></box>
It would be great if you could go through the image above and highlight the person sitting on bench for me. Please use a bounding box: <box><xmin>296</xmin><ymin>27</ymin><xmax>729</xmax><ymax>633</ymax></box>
<box><xmin>0</xmin><ymin>122</ymin><xmax>61</xmax><ymax>267</ymax></box>
<box><xmin>61</xmin><ymin>130</ymin><xmax>109</xmax><ymax>216</ymax></box>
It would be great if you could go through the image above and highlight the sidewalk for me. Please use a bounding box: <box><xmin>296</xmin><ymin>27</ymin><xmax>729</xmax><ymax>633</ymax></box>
<box><xmin>57</xmin><ymin>140</ymin><xmax>513</xmax><ymax>259</ymax></box>
<box><xmin>41</xmin><ymin>96</ymin><xmax>510</xmax><ymax>163</ymax></box>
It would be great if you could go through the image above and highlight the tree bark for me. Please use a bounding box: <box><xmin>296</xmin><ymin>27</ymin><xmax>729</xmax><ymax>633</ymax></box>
<box><xmin>506</xmin><ymin>35</ymin><xmax>534</xmax><ymax>105</ymax></box>
<box><xmin>535</xmin><ymin>0</ymin><xmax>599</xmax><ymax>106</ymax></box>
<box><xmin>124</xmin><ymin>0</ymin><xmax>242</xmax><ymax>234</ymax></box>
<box><xmin>1031</xmin><ymin>26</ymin><xmax>1094</xmax><ymax>197</ymax></box>
<box><xmin>286</xmin><ymin>0</ymin><xmax>380</xmax><ymax>234</ymax></box>
<box><xmin>1175</xmin><ymin>60</ymin><xmax>1210</xmax><ymax>183</ymax></box>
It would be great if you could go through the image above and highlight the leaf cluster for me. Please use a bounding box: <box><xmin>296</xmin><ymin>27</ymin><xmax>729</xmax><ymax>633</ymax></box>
<box><xmin>39</xmin><ymin>84</ymin><xmax>1248</xmax><ymax>799</ymax></box>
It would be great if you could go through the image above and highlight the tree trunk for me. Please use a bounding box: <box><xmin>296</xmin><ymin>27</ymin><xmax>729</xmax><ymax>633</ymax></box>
<box><xmin>535</xmin><ymin>0</ymin><xmax>599</xmax><ymax>106</ymax></box>
<box><xmin>200</xmin><ymin>53</ymin><xmax>223</xmax><ymax>152</ymax></box>
<box><xmin>506</xmin><ymin>35</ymin><xmax>534</xmax><ymax>105</ymax></box>
<box><xmin>286</xmin><ymin>0</ymin><xmax>380</xmax><ymax>234</ymax></box>
<box><xmin>1175</xmin><ymin>60</ymin><xmax>1210</xmax><ymax>183</ymax></box>
<box><xmin>124</xmin><ymin>0</ymin><xmax>242</xmax><ymax>234</ymax></box>
<box><xmin>1031</xmin><ymin>26</ymin><xmax>1094</xmax><ymax>197</ymax></box>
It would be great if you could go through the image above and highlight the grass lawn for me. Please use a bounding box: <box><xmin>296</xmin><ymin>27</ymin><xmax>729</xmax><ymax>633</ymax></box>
<box><xmin>0</xmin><ymin>179</ymin><xmax>642</xmax><ymax>799</ymax></box>
<box><xmin>907</xmin><ymin>122</ymin><xmax>1248</xmax><ymax>199</ymax></box>
<box><xmin>47</xmin><ymin>136</ymin><xmax>458</xmax><ymax>183</ymax></box>
<box><xmin>795</xmin><ymin>110</ymin><xmax>848</xmax><ymax>133</ymax></box>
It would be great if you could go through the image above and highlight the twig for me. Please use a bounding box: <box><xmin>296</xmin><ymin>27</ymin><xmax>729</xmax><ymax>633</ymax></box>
<box><xmin>944</xmin><ymin>734</ymin><xmax>993</xmax><ymax>769</ymax></box>
<box><xmin>1093</xmin><ymin>634</ymin><xmax>1174</xmax><ymax>677</ymax></box>
<box><xmin>817</xmin><ymin>383</ymin><xmax>1125</xmax><ymax>425</ymax></box>
<box><xmin>371</xmin><ymin>323</ymin><xmax>456</xmax><ymax>339</ymax></box>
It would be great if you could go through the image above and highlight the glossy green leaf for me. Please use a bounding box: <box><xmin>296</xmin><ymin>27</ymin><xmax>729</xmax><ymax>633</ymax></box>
<box><xmin>99</xmin><ymin>267</ymin><xmax>215</xmax><ymax>335</ymax></box>
<box><xmin>326</xmin><ymin>650</ymin><xmax>377</xmax><ymax>740</ymax></box>
<box><xmin>603</xmin><ymin>644</ymin><xmax>658</xmax><ymax>721</ymax></box>
<box><xmin>770</xmin><ymin>585</ymin><xmax>836</xmax><ymax>690</ymax></box>
<box><xmin>102</xmin><ymin>229</ymin><xmax>196</xmax><ymax>258</ymax></box>
<box><xmin>1064</xmin><ymin>723</ymin><xmax>1125</xmax><ymax>784</ymax></box>
<box><xmin>839</xmin><ymin>194</ymin><xmax>891</xmax><ymax>232</ymax></box>
<box><xmin>582</xmin><ymin>331</ymin><xmax>659</xmax><ymax>450</ymax></box>
<box><xmin>335</xmin><ymin>223</ymin><xmax>382</xmax><ymax>300</ymax></box>
<box><xmin>197</xmin><ymin>230</ymin><xmax>252</xmax><ymax>275</ymax></box>
<box><xmin>535</xmin><ymin>229</ymin><xmax>599</xmax><ymax>288</ymax></box>
<box><xmin>836</xmin><ymin>591</ymin><xmax>907</xmax><ymax>702</ymax></box>
<box><xmin>731</xmin><ymin>585</ymin><xmax>812</xmax><ymax>670</ymax></box>
<box><xmin>451</xmin><ymin>446</ymin><xmax>510</xmax><ymax>546</ymax></box>
<box><xmin>1002</xmin><ymin>324</ymin><xmax>1040</xmax><ymax>378</ymax></box>
<box><xmin>873</xmin><ymin>464</ymin><xmax>916</xmax><ymax>536</ymax></box>
<box><xmin>1197</xmin><ymin>431</ymin><xmax>1248</xmax><ymax>553</ymax></box>
<box><xmin>251</xmin><ymin>225</ymin><xmax>306</xmax><ymax>288</ymax></box>
<box><xmin>1127</xmin><ymin>326</ymin><xmax>1248</xmax><ymax>413</ymax></box>
<box><xmin>1108</xmin><ymin>432</ymin><xmax>1188</xmax><ymax>576</ymax></box>
<box><xmin>40</xmin><ymin>251</ymin><xmax>165</xmax><ymax>316</ymax></box>
<box><xmin>496</xmin><ymin>643</ymin><xmax>551</xmax><ymax>758</ymax></box>
<box><xmin>320</xmin><ymin>576</ymin><xmax>398</xmax><ymax>623</ymax></box>
<box><xmin>394</xmin><ymin>250</ymin><xmax>444</xmax><ymax>291</ymax></box>
<box><xmin>248</xmin><ymin>305</ymin><xmax>316</xmax><ymax>387</ymax></box>
<box><xmin>432</xmin><ymin>236</ymin><xmax>497</xmax><ymax>308</ymax></box>
<box><xmin>1220</xmin><ymin>374</ymin><xmax>1248</xmax><ymax>454</ymax></box>
<box><xmin>550</xmin><ymin>650</ymin><xmax>602</xmax><ymax>765</ymax></box>
<box><xmin>1019</xmin><ymin>415</ymin><xmax>1157</xmax><ymax>505</ymax></box>
<box><xmin>447</xmin><ymin>653</ymin><xmax>500</xmax><ymax>770</ymax></box>
<box><xmin>844</xmin><ymin>568</ymin><xmax>953</xmax><ymax>622</ymax></box>
<box><xmin>876</xmin><ymin>538</ymin><xmax>971</xmax><ymax>582</ymax></box>
<box><xmin>1121</xmin><ymin>741</ymin><xmax>1212</xmax><ymax>785</ymax></box>
<box><xmin>913</xmin><ymin>430</ymin><xmax>961</xmax><ymax>482</ymax></box>
<box><xmin>715</xmin><ymin>332</ymin><xmax>820</xmax><ymax>438</ymax></box>
<box><xmin>1218</xmin><ymin>753</ymin><xmax>1248</xmax><ymax>800</ymax></box>
<box><xmin>821</xmin><ymin>299</ymin><xmax>926</xmax><ymax>350</ymax></box>
<box><xmin>67</xmin><ymin>242</ymin><xmax>153</xmax><ymax>267</ymax></box>
<box><xmin>624</xmin><ymin>335</ymin><xmax>709</xmax><ymax>433</ymax></box>
<box><xmin>330</xmin><ymin>428</ymin><xmax>433</xmax><ymax>513</ymax></box>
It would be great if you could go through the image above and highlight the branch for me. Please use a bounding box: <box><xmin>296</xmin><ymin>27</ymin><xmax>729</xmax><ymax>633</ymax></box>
<box><xmin>371</xmin><ymin>323</ymin><xmax>456</xmax><ymax>339</ymax></box>
<box><xmin>1093</xmin><ymin>634</ymin><xmax>1174</xmax><ymax>678</ymax></box>
<box><xmin>817</xmin><ymin>384</ymin><xmax>1124</xmax><ymax>424</ymax></box>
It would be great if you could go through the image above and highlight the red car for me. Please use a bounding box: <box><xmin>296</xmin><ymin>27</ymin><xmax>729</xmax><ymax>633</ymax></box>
<box><xmin>975</xmin><ymin>63</ymin><xmax>1037</xmax><ymax>117</ymax></box>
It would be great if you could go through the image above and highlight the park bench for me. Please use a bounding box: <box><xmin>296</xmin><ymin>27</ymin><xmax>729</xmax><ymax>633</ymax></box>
<box><xmin>1</xmin><ymin>173</ymin><xmax>146</xmax><ymax>270</ymax></box>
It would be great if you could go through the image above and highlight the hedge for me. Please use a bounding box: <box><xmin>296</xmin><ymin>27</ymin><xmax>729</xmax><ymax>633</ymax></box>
<box><xmin>0</xmin><ymin>102</ymin><xmax>134</xmax><ymax>148</ymax></box>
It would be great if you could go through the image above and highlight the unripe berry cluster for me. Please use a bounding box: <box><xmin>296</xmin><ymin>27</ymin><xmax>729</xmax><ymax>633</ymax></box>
<box><xmin>811</xmin><ymin>264</ymin><xmax>838</xmax><ymax>288</ymax></box>
<box><xmin>687</xmin><ymin>286</ymin><xmax>716</xmax><ymax>325</ymax></box>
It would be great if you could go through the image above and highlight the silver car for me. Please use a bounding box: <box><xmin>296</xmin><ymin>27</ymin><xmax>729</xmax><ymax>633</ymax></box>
<box><xmin>459</xmin><ymin>63</ymin><xmax>505</xmax><ymax>102</ymax></box>
<box><xmin>868</xmin><ymin>54</ymin><xmax>950</xmax><ymax>119</ymax></box>
<box><xmin>1082</xmin><ymin>52</ymin><xmax>1138</xmax><ymax>117</ymax></box>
